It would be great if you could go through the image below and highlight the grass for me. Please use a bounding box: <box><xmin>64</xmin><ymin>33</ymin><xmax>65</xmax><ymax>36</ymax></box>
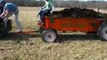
<box><xmin>0</xmin><ymin>7</ymin><xmax>107</xmax><ymax>60</ymax></box>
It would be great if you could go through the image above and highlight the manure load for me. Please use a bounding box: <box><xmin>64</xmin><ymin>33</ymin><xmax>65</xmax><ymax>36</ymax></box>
<box><xmin>49</xmin><ymin>8</ymin><xmax>104</xmax><ymax>19</ymax></box>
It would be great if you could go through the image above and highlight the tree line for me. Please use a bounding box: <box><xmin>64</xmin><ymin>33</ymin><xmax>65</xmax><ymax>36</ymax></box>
<box><xmin>7</xmin><ymin>0</ymin><xmax>107</xmax><ymax>9</ymax></box>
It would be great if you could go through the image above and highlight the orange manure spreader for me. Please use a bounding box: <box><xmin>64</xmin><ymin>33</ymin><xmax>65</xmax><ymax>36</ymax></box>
<box><xmin>37</xmin><ymin>8</ymin><xmax>107</xmax><ymax>43</ymax></box>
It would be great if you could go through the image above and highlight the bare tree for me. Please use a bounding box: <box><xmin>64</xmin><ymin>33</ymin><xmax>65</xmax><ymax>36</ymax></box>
<box><xmin>55</xmin><ymin>0</ymin><xmax>62</xmax><ymax>7</ymax></box>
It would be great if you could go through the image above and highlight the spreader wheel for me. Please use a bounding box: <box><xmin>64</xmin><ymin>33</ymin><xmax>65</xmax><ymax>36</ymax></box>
<box><xmin>41</xmin><ymin>30</ymin><xmax>57</xmax><ymax>43</ymax></box>
<box><xmin>98</xmin><ymin>24</ymin><xmax>107</xmax><ymax>41</ymax></box>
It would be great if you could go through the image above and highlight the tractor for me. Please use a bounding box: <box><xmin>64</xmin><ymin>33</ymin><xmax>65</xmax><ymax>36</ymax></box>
<box><xmin>0</xmin><ymin>6</ymin><xmax>12</xmax><ymax>37</ymax></box>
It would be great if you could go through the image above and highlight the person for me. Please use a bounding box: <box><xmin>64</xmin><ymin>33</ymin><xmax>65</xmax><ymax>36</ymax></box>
<box><xmin>37</xmin><ymin>0</ymin><xmax>54</xmax><ymax>23</ymax></box>
<box><xmin>0</xmin><ymin>0</ymin><xmax>23</xmax><ymax>32</ymax></box>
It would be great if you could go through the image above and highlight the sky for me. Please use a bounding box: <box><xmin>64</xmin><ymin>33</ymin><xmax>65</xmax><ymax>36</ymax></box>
<box><xmin>65</xmin><ymin>0</ymin><xmax>107</xmax><ymax>1</ymax></box>
<box><xmin>59</xmin><ymin>0</ymin><xmax>107</xmax><ymax>1</ymax></box>
<box><xmin>36</xmin><ymin>0</ymin><xmax>107</xmax><ymax>1</ymax></box>
<box><xmin>80</xmin><ymin>0</ymin><xmax>107</xmax><ymax>1</ymax></box>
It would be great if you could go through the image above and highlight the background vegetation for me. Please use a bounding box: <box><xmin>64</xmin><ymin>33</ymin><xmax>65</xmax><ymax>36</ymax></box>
<box><xmin>5</xmin><ymin>0</ymin><xmax>107</xmax><ymax>9</ymax></box>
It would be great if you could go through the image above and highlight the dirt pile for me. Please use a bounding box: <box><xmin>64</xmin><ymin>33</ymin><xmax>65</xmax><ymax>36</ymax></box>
<box><xmin>49</xmin><ymin>8</ymin><xmax>104</xmax><ymax>18</ymax></box>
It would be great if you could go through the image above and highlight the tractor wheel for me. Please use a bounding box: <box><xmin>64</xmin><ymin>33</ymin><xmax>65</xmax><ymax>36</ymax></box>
<box><xmin>41</xmin><ymin>30</ymin><xmax>57</xmax><ymax>43</ymax></box>
<box><xmin>0</xmin><ymin>19</ymin><xmax>12</xmax><ymax>37</ymax></box>
<box><xmin>98</xmin><ymin>24</ymin><xmax>107</xmax><ymax>41</ymax></box>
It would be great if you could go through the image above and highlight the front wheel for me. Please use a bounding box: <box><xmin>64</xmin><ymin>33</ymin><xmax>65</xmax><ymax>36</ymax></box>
<box><xmin>41</xmin><ymin>30</ymin><xmax>57</xmax><ymax>43</ymax></box>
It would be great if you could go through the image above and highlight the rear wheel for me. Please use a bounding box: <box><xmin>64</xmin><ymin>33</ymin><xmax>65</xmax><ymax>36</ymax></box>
<box><xmin>98</xmin><ymin>23</ymin><xmax>107</xmax><ymax>40</ymax></box>
<box><xmin>0</xmin><ymin>19</ymin><xmax>12</xmax><ymax>36</ymax></box>
<box><xmin>41</xmin><ymin>30</ymin><xmax>57</xmax><ymax>43</ymax></box>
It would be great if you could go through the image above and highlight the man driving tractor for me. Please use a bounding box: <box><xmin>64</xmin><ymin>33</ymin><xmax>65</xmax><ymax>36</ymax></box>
<box><xmin>37</xmin><ymin>0</ymin><xmax>54</xmax><ymax>23</ymax></box>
